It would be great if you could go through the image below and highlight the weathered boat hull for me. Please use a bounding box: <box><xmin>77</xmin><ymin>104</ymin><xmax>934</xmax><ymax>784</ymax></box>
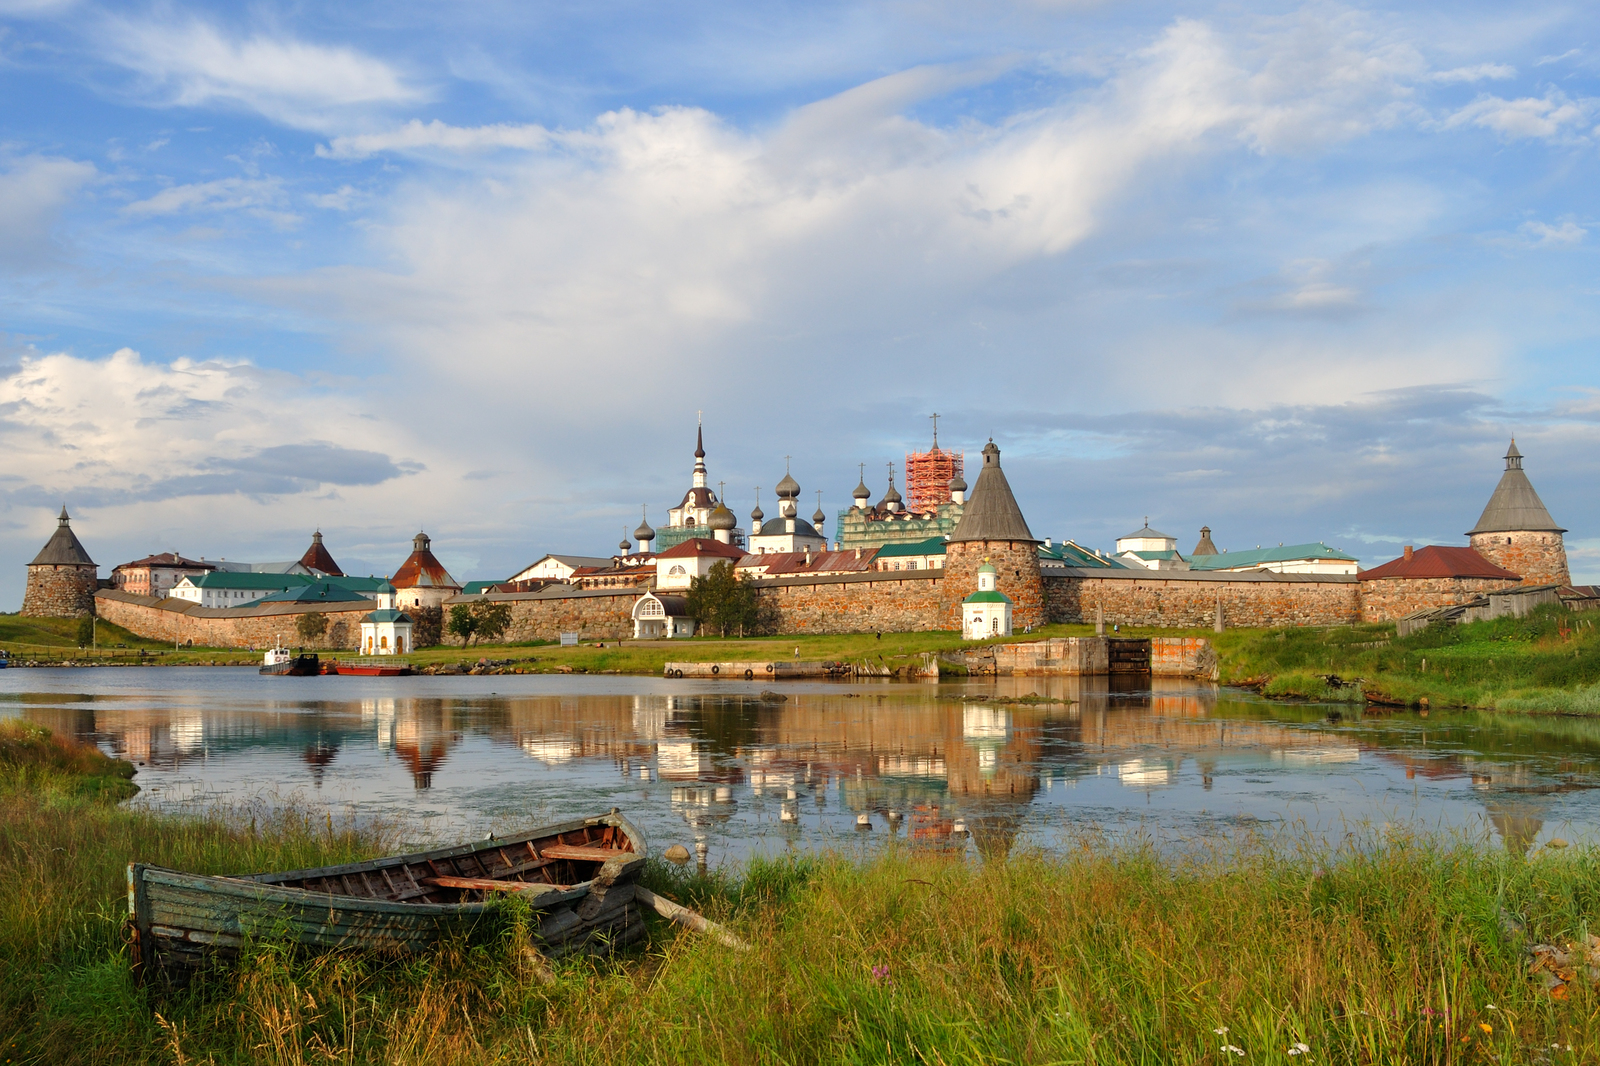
<box><xmin>129</xmin><ymin>811</ymin><xmax>646</xmax><ymax>979</ymax></box>
<box><xmin>260</xmin><ymin>654</ymin><xmax>319</xmax><ymax>676</ymax></box>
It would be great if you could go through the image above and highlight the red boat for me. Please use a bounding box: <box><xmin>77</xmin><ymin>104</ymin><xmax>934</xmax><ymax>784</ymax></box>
<box><xmin>325</xmin><ymin>657</ymin><xmax>414</xmax><ymax>677</ymax></box>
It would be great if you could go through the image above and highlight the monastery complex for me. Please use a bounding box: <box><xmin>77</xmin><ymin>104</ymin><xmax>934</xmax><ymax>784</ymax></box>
<box><xmin>21</xmin><ymin>420</ymin><xmax>1591</xmax><ymax>650</ymax></box>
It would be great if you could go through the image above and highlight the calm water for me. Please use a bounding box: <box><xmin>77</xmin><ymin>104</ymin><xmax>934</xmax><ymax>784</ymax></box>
<box><xmin>4</xmin><ymin>667</ymin><xmax>1599</xmax><ymax>864</ymax></box>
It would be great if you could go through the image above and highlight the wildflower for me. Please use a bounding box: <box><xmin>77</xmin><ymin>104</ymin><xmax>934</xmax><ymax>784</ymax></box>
<box><xmin>870</xmin><ymin>964</ymin><xmax>892</xmax><ymax>984</ymax></box>
<box><xmin>1213</xmin><ymin>1026</ymin><xmax>1229</xmax><ymax>1035</ymax></box>
<box><xmin>1479</xmin><ymin>1023</ymin><xmax>1493</xmax><ymax>1035</ymax></box>
<box><xmin>1486</xmin><ymin>1004</ymin><xmax>1497</xmax><ymax>1011</ymax></box>
<box><xmin>1221</xmin><ymin>1044</ymin><xmax>1245</xmax><ymax>1057</ymax></box>
<box><xmin>1287</xmin><ymin>1043</ymin><xmax>1311</xmax><ymax>1056</ymax></box>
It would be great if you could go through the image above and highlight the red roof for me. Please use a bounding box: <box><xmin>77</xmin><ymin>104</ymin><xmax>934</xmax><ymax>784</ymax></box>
<box><xmin>298</xmin><ymin>533</ymin><xmax>344</xmax><ymax>576</ymax></box>
<box><xmin>1358</xmin><ymin>545</ymin><xmax>1521</xmax><ymax>581</ymax></box>
<box><xmin>737</xmin><ymin>550</ymin><xmax>876</xmax><ymax>576</ymax></box>
<box><xmin>112</xmin><ymin>553</ymin><xmax>214</xmax><ymax>572</ymax></box>
<box><xmin>393</xmin><ymin>549</ymin><xmax>460</xmax><ymax>590</ymax></box>
<box><xmin>654</xmin><ymin>538</ymin><xmax>746</xmax><ymax>560</ymax></box>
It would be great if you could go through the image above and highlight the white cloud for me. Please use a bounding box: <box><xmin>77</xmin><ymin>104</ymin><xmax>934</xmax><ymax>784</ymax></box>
<box><xmin>308</xmin><ymin>184</ymin><xmax>361</xmax><ymax>211</ymax></box>
<box><xmin>123</xmin><ymin>177</ymin><xmax>286</xmax><ymax>217</ymax></box>
<box><xmin>1429</xmin><ymin>63</ymin><xmax>1515</xmax><ymax>83</ymax></box>
<box><xmin>0</xmin><ymin>348</ymin><xmax>419</xmax><ymax>505</ymax></box>
<box><xmin>1445</xmin><ymin>91</ymin><xmax>1594</xmax><ymax>140</ymax></box>
<box><xmin>95</xmin><ymin>17</ymin><xmax>420</xmax><ymax>131</ymax></box>
<box><xmin>278</xmin><ymin>13</ymin><xmax>1426</xmax><ymax>409</ymax></box>
<box><xmin>1535</xmin><ymin>49</ymin><xmax>1581</xmax><ymax>67</ymax></box>
<box><xmin>0</xmin><ymin>155</ymin><xmax>97</xmax><ymax>266</ymax></box>
<box><xmin>1520</xmin><ymin>219</ymin><xmax>1586</xmax><ymax>246</ymax></box>
<box><xmin>317</xmin><ymin>119</ymin><xmax>551</xmax><ymax>159</ymax></box>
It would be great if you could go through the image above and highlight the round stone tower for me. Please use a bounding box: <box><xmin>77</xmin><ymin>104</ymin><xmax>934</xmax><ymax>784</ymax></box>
<box><xmin>942</xmin><ymin>441</ymin><xmax>1043</xmax><ymax>630</ymax></box>
<box><xmin>1467</xmin><ymin>440</ymin><xmax>1570</xmax><ymax>587</ymax></box>
<box><xmin>22</xmin><ymin>506</ymin><xmax>99</xmax><ymax>617</ymax></box>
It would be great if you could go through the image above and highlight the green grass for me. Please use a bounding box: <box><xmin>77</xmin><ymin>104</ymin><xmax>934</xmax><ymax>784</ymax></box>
<box><xmin>3</xmin><ymin>721</ymin><xmax>1599</xmax><ymax>1063</ymax></box>
<box><xmin>1210</xmin><ymin>605</ymin><xmax>1600</xmax><ymax>711</ymax></box>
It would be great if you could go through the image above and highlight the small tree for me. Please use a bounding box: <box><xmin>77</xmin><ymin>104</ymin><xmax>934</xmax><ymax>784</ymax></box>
<box><xmin>410</xmin><ymin>606</ymin><xmax>443</xmax><ymax>648</ymax></box>
<box><xmin>75</xmin><ymin>615</ymin><xmax>95</xmax><ymax>647</ymax></box>
<box><xmin>295</xmin><ymin>611</ymin><xmax>329</xmax><ymax>645</ymax></box>
<box><xmin>685</xmin><ymin>561</ymin><xmax>765</xmax><ymax>637</ymax></box>
<box><xmin>447</xmin><ymin>604</ymin><xmax>479</xmax><ymax>646</ymax></box>
<box><xmin>471</xmin><ymin>601</ymin><xmax>513</xmax><ymax>644</ymax></box>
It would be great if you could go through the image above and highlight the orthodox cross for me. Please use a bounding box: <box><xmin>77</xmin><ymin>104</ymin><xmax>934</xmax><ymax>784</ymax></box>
<box><xmin>930</xmin><ymin>411</ymin><xmax>940</xmax><ymax>449</ymax></box>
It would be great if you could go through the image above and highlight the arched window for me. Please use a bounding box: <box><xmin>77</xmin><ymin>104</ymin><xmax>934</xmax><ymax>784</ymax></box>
<box><xmin>380</xmin><ymin>635</ymin><xmax>389</xmax><ymax>649</ymax></box>
<box><xmin>991</xmin><ymin>617</ymin><xmax>1001</xmax><ymax>634</ymax></box>
<box><xmin>668</xmin><ymin>565</ymin><xmax>686</xmax><ymax>576</ymax></box>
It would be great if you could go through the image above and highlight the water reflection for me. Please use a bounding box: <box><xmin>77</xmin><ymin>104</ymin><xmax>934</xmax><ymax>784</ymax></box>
<box><xmin>4</xmin><ymin>672</ymin><xmax>1599</xmax><ymax>861</ymax></box>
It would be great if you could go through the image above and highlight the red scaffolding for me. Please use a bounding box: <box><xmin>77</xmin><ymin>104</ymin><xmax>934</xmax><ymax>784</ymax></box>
<box><xmin>904</xmin><ymin>415</ymin><xmax>963</xmax><ymax>514</ymax></box>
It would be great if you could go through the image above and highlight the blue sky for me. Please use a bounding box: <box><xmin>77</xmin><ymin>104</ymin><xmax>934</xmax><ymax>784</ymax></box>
<box><xmin>1</xmin><ymin>0</ymin><xmax>1596</xmax><ymax>599</ymax></box>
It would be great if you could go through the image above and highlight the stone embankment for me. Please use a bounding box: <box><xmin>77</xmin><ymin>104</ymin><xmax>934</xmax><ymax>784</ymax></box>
<box><xmin>964</xmin><ymin>636</ymin><xmax>1218</xmax><ymax>680</ymax></box>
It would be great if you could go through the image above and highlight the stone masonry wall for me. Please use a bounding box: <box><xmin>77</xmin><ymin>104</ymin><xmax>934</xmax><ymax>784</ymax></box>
<box><xmin>95</xmin><ymin>590</ymin><xmax>372</xmax><ymax>649</ymax></box>
<box><xmin>23</xmin><ymin>564</ymin><xmax>99</xmax><ymax>618</ymax></box>
<box><xmin>1470</xmin><ymin>531</ymin><xmax>1571</xmax><ymax>588</ymax></box>
<box><xmin>1044</xmin><ymin>573</ymin><xmax>1361</xmax><ymax>628</ymax></box>
<box><xmin>483</xmin><ymin>590</ymin><xmax>640</xmax><ymax>642</ymax></box>
<box><xmin>943</xmin><ymin>540</ymin><xmax>1044</xmax><ymax>630</ymax></box>
<box><xmin>1358</xmin><ymin>576</ymin><xmax>1521</xmax><ymax>623</ymax></box>
<box><xmin>754</xmin><ymin>572</ymin><xmax>943</xmax><ymax>633</ymax></box>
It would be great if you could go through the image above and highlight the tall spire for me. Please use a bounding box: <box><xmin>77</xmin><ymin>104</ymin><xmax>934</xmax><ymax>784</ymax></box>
<box><xmin>948</xmin><ymin>440</ymin><xmax>1038</xmax><ymax>543</ymax></box>
<box><xmin>1468</xmin><ymin>438</ymin><xmax>1563</xmax><ymax>535</ymax></box>
<box><xmin>692</xmin><ymin>418</ymin><xmax>708</xmax><ymax>488</ymax></box>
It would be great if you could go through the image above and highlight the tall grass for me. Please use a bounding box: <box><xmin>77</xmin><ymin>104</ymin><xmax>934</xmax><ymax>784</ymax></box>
<box><xmin>3</xmin><ymin>722</ymin><xmax>1597</xmax><ymax>1063</ymax></box>
<box><xmin>1216</xmin><ymin>605</ymin><xmax>1600</xmax><ymax>710</ymax></box>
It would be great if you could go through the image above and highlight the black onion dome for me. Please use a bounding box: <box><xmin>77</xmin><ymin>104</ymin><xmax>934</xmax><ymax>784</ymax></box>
<box><xmin>708</xmin><ymin>502</ymin><xmax>737</xmax><ymax>530</ymax></box>
<box><xmin>775</xmin><ymin>471</ymin><xmax>801</xmax><ymax>499</ymax></box>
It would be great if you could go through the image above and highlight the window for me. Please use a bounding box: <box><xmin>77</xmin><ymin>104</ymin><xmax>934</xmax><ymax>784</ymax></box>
<box><xmin>380</xmin><ymin>635</ymin><xmax>389</xmax><ymax>649</ymax></box>
<box><xmin>991</xmin><ymin>617</ymin><xmax>1001</xmax><ymax>634</ymax></box>
<box><xmin>668</xmin><ymin>565</ymin><xmax>686</xmax><ymax>576</ymax></box>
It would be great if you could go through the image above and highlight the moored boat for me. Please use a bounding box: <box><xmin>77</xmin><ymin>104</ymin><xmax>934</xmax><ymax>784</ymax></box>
<box><xmin>128</xmin><ymin>810</ymin><xmax>646</xmax><ymax>979</ymax></box>
<box><xmin>260</xmin><ymin>643</ymin><xmax>318</xmax><ymax>676</ymax></box>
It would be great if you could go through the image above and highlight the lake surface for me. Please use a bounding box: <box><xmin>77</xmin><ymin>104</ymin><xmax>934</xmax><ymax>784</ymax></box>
<box><xmin>4</xmin><ymin>667</ymin><xmax>1599</xmax><ymax>865</ymax></box>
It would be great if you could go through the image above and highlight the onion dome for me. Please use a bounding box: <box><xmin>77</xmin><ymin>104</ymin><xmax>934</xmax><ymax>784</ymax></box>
<box><xmin>708</xmin><ymin>501</ymin><xmax>737</xmax><ymax>531</ymax></box>
<box><xmin>750</xmin><ymin>501</ymin><xmax>764</xmax><ymax>525</ymax></box>
<box><xmin>949</xmin><ymin>473</ymin><xmax>967</xmax><ymax>493</ymax></box>
<box><xmin>852</xmin><ymin>476</ymin><xmax>871</xmax><ymax>501</ymax></box>
<box><xmin>633</xmin><ymin>508</ymin><xmax>655</xmax><ymax>542</ymax></box>
<box><xmin>620</xmin><ymin>534</ymin><xmax>632</xmax><ymax>552</ymax></box>
<box><xmin>882</xmin><ymin>480</ymin><xmax>902</xmax><ymax>505</ymax></box>
<box><xmin>977</xmin><ymin>561</ymin><xmax>997</xmax><ymax>576</ymax></box>
<box><xmin>813</xmin><ymin>505</ymin><xmax>826</xmax><ymax>526</ymax></box>
<box><xmin>775</xmin><ymin>471</ymin><xmax>801</xmax><ymax>499</ymax></box>
<box><xmin>694</xmin><ymin>422</ymin><xmax>706</xmax><ymax>460</ymax></box>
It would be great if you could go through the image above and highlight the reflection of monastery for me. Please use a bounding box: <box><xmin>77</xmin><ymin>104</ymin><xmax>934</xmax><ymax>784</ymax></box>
<box><xmin>27</xmin><ymin>682</ymin><xmax>1588</xmax><ymax>855</ymax></box>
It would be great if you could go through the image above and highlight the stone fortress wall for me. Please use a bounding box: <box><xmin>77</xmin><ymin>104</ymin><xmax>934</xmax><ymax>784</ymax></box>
<box><xmin>22</xmin><ymin>565</ymin><xmax>98</xmax><ymax>619</ymax></box>
<box><xmin>1469</xmin><ymin>531</ymin><xmax>1570</xmax><ymax>588</ymax></box>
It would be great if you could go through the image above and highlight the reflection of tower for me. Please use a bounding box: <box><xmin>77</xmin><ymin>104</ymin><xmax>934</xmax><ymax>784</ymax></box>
<box><xmin>392</xmin><ymin>703</ymin><xmax>460</xmax><ymax>790</ymax></box>
<box><xmin>1482</xmin><ymin>796</ymin><xmax>1547</xmax><ymax>858</ymax></box>
<box><xmin>303</xmin><ymin>736</ymin><xmax>339</xmax><ymax>789</ymax></box>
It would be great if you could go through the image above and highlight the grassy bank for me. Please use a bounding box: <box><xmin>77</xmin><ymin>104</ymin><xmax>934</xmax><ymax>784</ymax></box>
<box><xmin>4</xmin><ymin>722</ymin><xmax>1599</xmax><ymax>1063</ymax></box>
<box><xmin>1209</xmin><ymin>605</ymin><xmax>1600</xmax><ymax>711</ymax></box>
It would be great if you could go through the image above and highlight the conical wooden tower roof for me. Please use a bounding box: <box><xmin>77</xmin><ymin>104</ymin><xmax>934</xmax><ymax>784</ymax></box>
<box><xmin>948</xmin><ymin>441</ymin><xmax>1038</xmax><ymax>543</ymax></box>
<box><xmin>1468</xmin><ymin>440</ymin><xmax>1565</xmax><ymax>535</ymax></box>
<box><xmin>30</xmin><ymin>506</ymin><xmax>95</xmax><ymax>566</ymax></box>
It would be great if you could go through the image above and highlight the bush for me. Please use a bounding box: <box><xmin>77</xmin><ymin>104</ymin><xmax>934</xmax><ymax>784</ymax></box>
<box><xmin>295</xmin><ymin>612</ymin><xmax>329</xmax><ymax>644</ymax></box>
<box><xmin>686</xmin><ymin>561</ymin><xmax>778</xmax><ymax>637</ymax></box>
<box><xmin>409</xmin><ymin>606</ymin><xmax>442</xmax><ymax>648</ymax></box>
<box><xmin>74</xmin><ymin>615</ymin><xmax>94</xmax><ymax>646</ymax></box>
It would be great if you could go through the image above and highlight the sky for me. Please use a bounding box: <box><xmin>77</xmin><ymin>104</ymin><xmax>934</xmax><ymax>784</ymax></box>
<box><xmin>1</xmin><ymin>0</ymin><xmax>1597</xmax><ymax>601</ymax></box>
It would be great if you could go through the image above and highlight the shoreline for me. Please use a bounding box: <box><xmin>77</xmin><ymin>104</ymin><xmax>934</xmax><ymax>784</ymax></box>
<box><xmin>2</xmin><ymin>720</ymin><xmax>1596</xmax><ymax>1063</ymax></box>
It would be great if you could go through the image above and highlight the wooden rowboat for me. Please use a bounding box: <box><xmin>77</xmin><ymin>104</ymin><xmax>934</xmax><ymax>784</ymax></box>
<box><xmin>128</xmin><ymin>810</ymin><xmax>646</xmax><ymax>979</ymax></box>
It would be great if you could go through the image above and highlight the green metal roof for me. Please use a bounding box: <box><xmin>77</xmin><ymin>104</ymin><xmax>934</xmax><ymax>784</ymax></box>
<box><xmin>257</xmin><ymin>584</ymin><xmax>372</xmax><ymax>604</ymax></box>
<box><xmin>1126</xmin><ymin>549</ymin><xmax>1184</xmax><ymax>561</ymax></box>
<box><xmin>1038</xmin><ymin>541</ymin><xmax>1128</xmax><ymax>569</ymax></box>
<box><xmin>460</xmin><ymin>580</ymin><xmax>505</xmax><ymax>595</ymax></box>
<box><xmin>363</xmin><ymin>608</ymin><xmax>412</xmax><ymax>623</ymax></box>
<box><xmin>323</xmin><ymin>575</ymin><xmax>389</xmax><ymax>593</ymax></box>
<box><xmin>873</xmin><ymin>537</ymin><xmax>948</xmax><ymax>558</ymax></box>
<box><xmin>963</xmin><ymin>589</ymin><xmax>1011</xmax><ymax>604</ymax></box>
<box><xmin>1187</xmin><ymin>542</ymin><xmax>1358</xmax><ymax>571</ymax></box>
<box><xmin>184</xmin><ymin>571</ymin><xmax>313</xmax><ymax>590</ymax></box>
